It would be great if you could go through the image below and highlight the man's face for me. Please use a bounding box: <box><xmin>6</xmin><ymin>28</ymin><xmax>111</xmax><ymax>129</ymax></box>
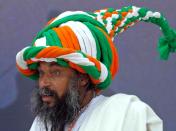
<box><xmin>38</xmin><ymin>61</ymin><xmax>77</xmax><ymax>107</ymax></box>
<box><xmin>31</xmin><ymin>61</ymin><xmax>82</xmax><ymax>130</ymax></box>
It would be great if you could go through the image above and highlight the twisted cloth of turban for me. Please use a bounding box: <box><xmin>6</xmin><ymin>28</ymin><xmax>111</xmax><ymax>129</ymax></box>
<box><xmin>16</xmin><ymin>6</ymin><xmax>176</xmax><ymax>90</ymax></box>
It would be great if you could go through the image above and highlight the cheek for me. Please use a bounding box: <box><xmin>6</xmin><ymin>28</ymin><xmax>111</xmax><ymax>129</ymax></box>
<box><xmin>51</xmin><ymin>77</ymin><xmax>70</xmax><ymax>97</ymax></box>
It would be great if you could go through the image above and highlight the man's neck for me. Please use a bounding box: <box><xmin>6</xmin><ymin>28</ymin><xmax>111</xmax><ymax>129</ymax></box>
<box><xmin>80</xmin><ymin>89</ymin><xmax>95</xmax><ymax>109</ymax></box>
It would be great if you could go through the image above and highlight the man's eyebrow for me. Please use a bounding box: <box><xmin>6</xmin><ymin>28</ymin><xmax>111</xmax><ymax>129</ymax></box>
<box><xmin>37</xmin><ymin>63</ymin><xmax>61</xmax><ymax>71</ymax></box>
<box><xmin>50</xmin><ymin>62</ymin><xmax>58</xmax><ymax>66</ymax></box>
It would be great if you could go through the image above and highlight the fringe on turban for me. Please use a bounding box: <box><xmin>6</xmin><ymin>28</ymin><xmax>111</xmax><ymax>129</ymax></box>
<box><xmin>16</xmin><ymin>6</ymin><xmax>176</xmax><ymax>90</ymax></box>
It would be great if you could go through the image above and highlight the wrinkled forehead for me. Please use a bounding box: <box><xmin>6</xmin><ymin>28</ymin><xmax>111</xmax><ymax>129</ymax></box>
<box><xmin>38</xmin><ymin>61</ymin><xmax>78</xmax><ymax>75</ymax></box>
<box><xmin>37</xmin><ymin>61</ymin><xmax>66</xmax><ymax>71</ymax></box>
<box><xmin>38</xmin><ymin>61</ymin><xmax>58</xmax><ymax>67</ymax></box>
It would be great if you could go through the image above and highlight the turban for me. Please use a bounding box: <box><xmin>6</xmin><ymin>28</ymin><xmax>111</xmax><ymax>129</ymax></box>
<box><xmin>16</xmin><ymin>6</ymin><xmax>176</xmax><ymax>90</ymax></box>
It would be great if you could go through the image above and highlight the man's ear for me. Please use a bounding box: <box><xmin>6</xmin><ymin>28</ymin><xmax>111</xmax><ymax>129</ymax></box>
<box><xmin>78</xmin><ymin>74</ymin><xmax>90</xmax><ymax>87</ymax></box>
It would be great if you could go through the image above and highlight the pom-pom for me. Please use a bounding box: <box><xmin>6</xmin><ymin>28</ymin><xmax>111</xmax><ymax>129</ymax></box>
<box><xmin>158</xmin><ymin>29</ymin><xmax>176</xmax><ymax>60</ymax></box>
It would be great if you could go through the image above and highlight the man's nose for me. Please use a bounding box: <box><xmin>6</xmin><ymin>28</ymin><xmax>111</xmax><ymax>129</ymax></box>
<box><xmin>38</xmin><ymin>75</ymin><xmax>51</xmax><ymax>88</ymax></box>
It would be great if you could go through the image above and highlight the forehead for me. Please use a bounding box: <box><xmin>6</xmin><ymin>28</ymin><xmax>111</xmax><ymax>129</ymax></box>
<box><xmin>39</xmin><ymin>61</ymin><xmax>59</xmax><ymax>67</ymax></box>
<box><xmin>38</xmin><ymin>61</ymin><xmax>68</xmax><ymax>69</ymax></box>
<box><xmin>38</xmin><ymin>61</ymin><xmax>76</xmax><ymax>73</ymax></box>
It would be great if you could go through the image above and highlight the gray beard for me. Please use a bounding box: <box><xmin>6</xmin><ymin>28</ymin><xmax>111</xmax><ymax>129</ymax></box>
<box><xmin>30</xmin><ymin>78</ymin><xmax>81</xmax><ymax>131</ymax></box>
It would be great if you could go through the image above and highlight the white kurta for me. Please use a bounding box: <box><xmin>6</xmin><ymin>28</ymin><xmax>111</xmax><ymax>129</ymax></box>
<box><xmin>30</xmin><ymin>93</ymin><xmax>163</xmax><ymax>131</ymax></box>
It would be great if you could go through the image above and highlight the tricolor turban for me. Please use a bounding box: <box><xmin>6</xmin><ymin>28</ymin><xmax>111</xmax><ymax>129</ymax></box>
<box><xmin>16</xmin><ymin>6</ymin><xmax>176</xmax><ymax>90</ymax></box>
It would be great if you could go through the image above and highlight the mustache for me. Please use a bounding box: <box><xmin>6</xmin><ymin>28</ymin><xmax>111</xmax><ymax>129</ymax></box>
<box><xmin>38</xmin><ymin>87</ymin><xmax>56</xmax><ymax>97</ymax></box>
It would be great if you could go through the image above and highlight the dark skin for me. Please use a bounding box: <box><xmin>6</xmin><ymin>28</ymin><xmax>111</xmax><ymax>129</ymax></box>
<box><xmin>38</xmin><ymin>61</ymin><xmax>95</xmax><ymax>108</ymax></box>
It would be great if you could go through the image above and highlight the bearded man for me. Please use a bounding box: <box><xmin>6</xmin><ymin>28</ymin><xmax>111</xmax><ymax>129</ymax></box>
<box><xmin>16</xmin><ymin>6</ymin><xmax>176</xmax><ymax>131</ymax></box>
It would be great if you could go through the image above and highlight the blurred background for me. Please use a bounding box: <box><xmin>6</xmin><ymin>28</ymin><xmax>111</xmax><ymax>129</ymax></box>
<box><xmin>0</xmin><ymin>0</ymin><xmax>176</xmax><ymax>130</ymax></box>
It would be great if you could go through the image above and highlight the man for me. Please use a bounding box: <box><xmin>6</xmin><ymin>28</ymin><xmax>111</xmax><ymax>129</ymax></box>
<box><xmin>16</xmin><ymin>6</ymin><xmax>176</xmax><ymax>131</ymax></box>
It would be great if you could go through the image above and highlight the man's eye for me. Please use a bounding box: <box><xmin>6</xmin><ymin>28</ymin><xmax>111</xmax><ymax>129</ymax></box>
<box><xmin>51</xmin><ymin>71</ymin><xmax>60</xmax><ymax>76</ymax></box>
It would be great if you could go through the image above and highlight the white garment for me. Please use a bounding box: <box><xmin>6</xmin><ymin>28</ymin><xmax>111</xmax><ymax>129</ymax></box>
<box><xmin>30</xmin><ymin>93</ymin><xmax>163</xmax><ymax>131</ymax></box>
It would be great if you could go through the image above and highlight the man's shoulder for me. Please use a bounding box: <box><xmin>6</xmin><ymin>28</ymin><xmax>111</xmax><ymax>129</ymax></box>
<box><xmin>98</xmin><ymin>93</ymin><xmax>153</xmax><ymax>115</ymax></box>
<box><xmin>92</xmin><ymin>93</ymin><xmax>162</xmax><ymax>127</ymax></box>
<box><xmin>100</xmin><ymin>93</ymin><xmax>162</xmax><ymax>121</ymax></box>
<box><xmin>103</xmin><ymin>93</ymin><xmax>142</xmax><ymax>107</ymax></box>
<box><xmin>81</xmin><ymin>93</ymin><xmax>162</xmax><ymax>131</ymax></box>
<box><xmin>106</xmin><ymin>93</ymin><xmax>140</xmax><ymax>101</ymax></box>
